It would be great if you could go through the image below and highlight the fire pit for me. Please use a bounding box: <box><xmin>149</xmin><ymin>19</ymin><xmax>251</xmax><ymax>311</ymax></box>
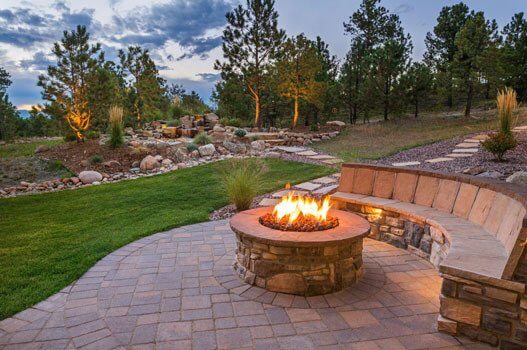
<box><xmin>230</xmin><ymin>194</ymin><xmax>370</xmax><ymax>296</ymax></box>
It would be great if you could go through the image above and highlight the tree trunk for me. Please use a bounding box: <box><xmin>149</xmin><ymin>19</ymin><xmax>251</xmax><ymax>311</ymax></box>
<box><xmin>465</xmin><ymin>81</ymin><xmax>473</xmax><ymax>117</ymax></box>
<box><xmin>384</xmin><ymin>81</ymin><xmax>389</xmax><ymax>121</ymax></box>
<box><xmin>313</xmin><ymin>109</ymin><xmax>318</xmax><ymax>125</ymax></box>
<box><xmin>292</xmin><ymin>94</ymin><xmax>299</xmax><ymax>128</ymax></box>
<box><xmin>352</xmin><ymin>103</ymin><xmax>357</xmax><ymax>124</ymax></box>
<box><xmin>254</xmin><ymin>94</ymin><xmax>260</xmax><ymax>126</ymax></box>
<box><xmin>447</xmin><ymin>72</ymin><xmax>453</xmax><ymax>108</ymax></box>
<box><xmin>414</xmin><ymin>100</ymin><xmax>419</xmax><ymax>118</ymax></box>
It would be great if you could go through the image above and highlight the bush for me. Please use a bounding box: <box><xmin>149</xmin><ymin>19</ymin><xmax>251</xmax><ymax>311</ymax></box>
<box><xmin>167</xmin><ymin>119</ymin><xmax>180</xmax><ymax>127</ymax></box>
<box><xmin>85</xmin><ymin>130</ymin><xmax>100</xmax><ymax>139</ymax></box>
<box><xmin>63</xmin><ymin>134</ymin><xmax>77</xmax><ymax>142</ymax></box>
<box><xmin>482</xmin><ymin>132</ymin><xmax>517</xmax><ymax>161</ymax></box>
<box><xmin>107</xmin><ymin>106</ymin><xmax>124</xmax><ymax>149</ymax></box>
<box><xmin>234</xmin><ymin>128</ymin><xmax>247</xmax><ymax>138</ymax></box>
<box><xmin>309</xmin><ymin>124</ymin><xmax>319</xmax><ymax>132</ymax></box>
<box><xmin>219</xmin><ymin>117</ymin><xmax>242</xmax><ymax>127</ymax></box>
<box><xmin>186</xmin><ymin>142</ymin><xmax>199</xmax><ymax>152</ymax></box>
<box><xmin>216</xmin><ymin>159</ymin><xmax>266</xmax><ymax>211</ymax></box>
<box><xmin>90</xmin><ymin>154</ymin><xmax>104</xmax><ymax>164</ymax></box>
<box><xmin>193</xmin><ymin>132</ymin><xmax>212</xmax><ymax>146</ymax></box>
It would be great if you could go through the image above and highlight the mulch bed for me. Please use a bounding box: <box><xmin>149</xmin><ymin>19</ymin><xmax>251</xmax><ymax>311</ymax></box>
<box><xmin>372</xmin><ymin>131</ymin><xmax>527</xmax><ymax>179</ymax></box>
<box><xmin>40</xmin><ymin>140</ymin><xmax>177</xmax><ymax>174</ymax></box>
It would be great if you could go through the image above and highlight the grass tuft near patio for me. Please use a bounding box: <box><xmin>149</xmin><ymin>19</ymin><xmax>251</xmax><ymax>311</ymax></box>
<box><xmin>0</xmin><ymin>158</ymin><xmax>332</xmax><ymax>319</ymax></box>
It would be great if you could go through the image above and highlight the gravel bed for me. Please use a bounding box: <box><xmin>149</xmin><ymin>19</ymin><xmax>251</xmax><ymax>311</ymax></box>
<box><xmin>371</xmin><ymin>131</ymin><xmax>527</xmax><ymax>179</ymax></box>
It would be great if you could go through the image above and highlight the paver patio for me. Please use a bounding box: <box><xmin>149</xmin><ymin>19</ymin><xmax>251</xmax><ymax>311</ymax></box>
<box><xmin>0</xmin><ymin>220</ymin><xmax>492</xmax><ymax>349</ymax></box>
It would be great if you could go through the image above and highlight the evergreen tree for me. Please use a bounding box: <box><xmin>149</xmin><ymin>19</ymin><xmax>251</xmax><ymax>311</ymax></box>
<box><xmin>424</xmin><ymin>3</ymin><xmax>470</xmax><ymax>108</ymax></box>
<box><xmin>87</xmin><ymin>61</ymin><xmax>124</xmax><ymax>131</ymax></box>
<box><xmin>0</xmin><ymin>67</ymin><xmax>20</xmax><ymax>140</ymax></box>
<box><xmin>119</xmin><ymin>46</ymin><xmax>167</xmax><ymax>126</ymax></box>
<box><xmin>343</xmin><ymin>0</ymin><xmax>411</xmax><ymax>121</ymax></box>
<box><xmin>453</xmin><ymin>12</ymin><xmax>498</xmax><ymax>117</ymax></box>
<box><xmin>312</xmin><ymin>36</ymin><xmax>339</xmax><ymax>125</ymax></box>
<box><xmin>212</xmin><ymin>77</ymin><xmax>253</xmax><ymax>122</ymax></box>
<box><xmin>38</xmin><ymin>25</ymin><xmax>103</xmax><ymax>141</ymax></box>
<box><xmin>401</xmin><ymin>62</ymin><xmax>433</xmax><ymax>118</ymax></box>
<box><xmin>215</xmin><ymin>0</ymin><xmax>285</xmax><ymax>125</ymax></box>
<box><xmin>277</xmin><ymin>34</ymin><xmax>325</xmax><ymax>128</ymax></box>
<box><xmin>502</xmin><ymin>12</ymin><xmax>527</xmax><ymax>101</ymax></box>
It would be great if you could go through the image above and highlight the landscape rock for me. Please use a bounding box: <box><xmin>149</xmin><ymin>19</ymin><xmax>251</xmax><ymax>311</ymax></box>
<box><xmin>161</xmin><ymin>158</ymin><xmax>173</xmax><ymax>166</ymax></box>
<box><xmin>250</xmin><ymin>140</ymin><xmax>266</xmax><ymax>151</ymax></box>
<box><xmin>506</xmin><ymin>171</ymin><xmax>527</xmax><ymax>185</ymax></box>
<box><xmin>35</xmin><ymin>145</ymin><xmax>49</xmax><ymax>153</ymax></box>
<box><xmin>70</xmin><ymin>177</ymin><xmax>80</xmax><ymax>185</ymax></box>
<box><xmin>198</xmin><ymin>144</ymin><xmax>216</xmax><ymax>157</ymax></box>
<box><xmin>223</xmin><ymin>140</ymin><xmax>247</xmax><ymax>154</ymax></box>
<box><xmin>213</xmin><ymin>125</ymin><xmax>226</xmax><ymax>132</ymax></box>
<box><xmin>140</xmin><ymin>155</ymin><xmax>160</xmax><ymax>171</ymax></box>
<box><xmin>103</xmin><ymin>160</ymin><xmax>121</xmax><ymax>167</ymax></box>
<box><xmin>80</xmin><ymin>159</ymin><xmax>90</xmax><ymax>167</ymax></box>
<box><xmin>476</xmin><ymin>170</ymin><xmax>503</xmax><ymax>179</ymax></box>
<box><xmin>326</xmin><ymin>120</ymin><xmax>346</xmax><ymax>127</ymax></box>
<box><xmin>79</xmin><ymin>171</ymin><xmax>103</xmax><ymax>184</ymax></box>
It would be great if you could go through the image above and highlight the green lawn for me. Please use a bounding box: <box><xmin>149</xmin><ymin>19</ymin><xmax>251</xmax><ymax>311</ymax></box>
<box><xmin>0</xmin><ymin>159</ymin><xmax>333</xmax><ymax>319</ymax></box>
<box><xmin>314</xmin><ymin>108</ymin><xmax>527</xmax><ymax>162</ymax></box>
<box><xmin>0</xmin><ymin>139</ymin><xmax>63</xmax><ymax>159</ymax></box>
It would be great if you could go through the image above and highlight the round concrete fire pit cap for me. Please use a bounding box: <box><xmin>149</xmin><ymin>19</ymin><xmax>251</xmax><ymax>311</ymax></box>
<box><xmin>230</xmin><ymin>207</ymin><xmax>370</xmax><ymax>247</ymax></box>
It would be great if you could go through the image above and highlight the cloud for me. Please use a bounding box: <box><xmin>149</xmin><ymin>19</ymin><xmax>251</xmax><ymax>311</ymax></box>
<box><xmin>112</xmin><ymin>0</ymin><xmax>231</xmax><ymax>57</ymax></box>
<box><xmin>197</xmin><ymin>73</ymin><xmax>220</xmax><ymax>83</ymax></box>
<box><xmin>394</xmin><ymin>4</ymin><xmax>413</xmax><ymax>15</ymax></box>
<box><xmin>19</xmin><ymin>52</ymin><xmax>54</xmax><ymax>71</ymax></box>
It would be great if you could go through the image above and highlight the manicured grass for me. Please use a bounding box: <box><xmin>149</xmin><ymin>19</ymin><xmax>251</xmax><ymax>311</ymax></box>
<box><xmin>0</xmin><ymin>159</ymin><xmax>333</xmax><ymax>319</ymax></box>
<box><xmin>314</xmin><ymin>108</ymin><xmax>527</xmax><ymax>162</ymax></box>
<box><xmin>0</xmin><ymin>139</ymin><xmax>63</xmax><ymax>159</ymax></box>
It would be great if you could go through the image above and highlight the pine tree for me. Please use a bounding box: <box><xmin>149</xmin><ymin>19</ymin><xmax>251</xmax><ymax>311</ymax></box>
<box><xmin>277</xmin><ymin>34</ymin><xmax>325</xmax><ymax>128</ymax></box>
<box><xmin>119</xmin><ymin>46</ymin><xmax>167</xmax><ymax>126</ymax></box>
<box><xmin>38</xmin><ymin>25</ymin><xmax>102</xmax><ymax>141</ymax></box>
<box><xmin>502</xmin><ymin>12</ymin><xmax>527</xmax><ymax>101</ymax></box>
<box><xmin>0</xmin><ymin>67</ymin><xmax>20</xmax><ymax>140</ymax></box>
<box><xmin>215</xmin><ymin>0</ymin><xmax>285</xmax><ymax>126</ymax></box>
<box><xmin>453</xmin><ymin>12</ymin><xmax>498</xmax><ymax>117</ymax></box>
<box><xmin>401</xmin><ymin>62</ymin><xmax>433</xmax><ymax>118</ymax></box>
<box><xmin>425</xmin><ymin>3</ymin><xmax>470</xmax><ymax>108</ymax></box>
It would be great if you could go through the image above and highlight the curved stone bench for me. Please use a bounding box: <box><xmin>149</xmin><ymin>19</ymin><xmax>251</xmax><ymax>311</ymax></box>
<box><xmin>331</xmin><ymin>163</ymin><xmax>527</xmax><ymax>348</ymax></box>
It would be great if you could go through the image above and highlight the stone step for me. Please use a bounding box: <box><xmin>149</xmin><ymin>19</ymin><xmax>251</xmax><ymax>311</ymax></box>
<box><xmin>265</xmin><ymin>139</ymin><xmax>286</xmax><ymax>146</ymax></box>
<box><xmin>456</xmin><ymin>143</ymin><xmax>480</xmax><ymax>148</ymax></box>
<box><xmin>453</xmin><ymin>148</ymin><xmax>478</xmax><ymax>153</ymax></box>
<box><xmin>446</xmin><ymin>153</ymin><xmax>473</xmax><ymax>158</ymax></box>
<box><xmin>245</xmin><ymin>132</ymin><xmax>280</xmax><ymax>141</ymax></box>
<box><xmin>425</xmin><ymin>157</ymin><xmax>454</xmax><ymax>163</ymax></box>
<box><xmin>392</xmin><ymin>161</ymin><xmax>421</xmax><ymax>167</ymax></box>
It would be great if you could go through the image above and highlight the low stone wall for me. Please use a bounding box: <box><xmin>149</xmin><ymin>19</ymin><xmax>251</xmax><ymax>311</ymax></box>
<box><xmin>335</xmin><ymin>202</ymin><xmax>450</xmax><ymax>267</ymax></box>
<box><xmin>233</xmin><ymin>232</ymin><xmax>364</xmax><ymax>296</ymax></box>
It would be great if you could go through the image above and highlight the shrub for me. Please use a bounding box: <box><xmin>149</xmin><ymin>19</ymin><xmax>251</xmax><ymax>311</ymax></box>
<box><xmin>107</xmin><ymin>106</ymin><xmax>124</xmax><ymax>149</ymax></box>
<box><xmin>234</xmin><ymin>128</ymin><xmax>247</xmax><ymax>138</ymax></box>
<box><xmin>85</xmin><ymin>130</ymin><xmax>100</xmax><ymax>139</ymax></box>
<box><xmin>482</xmin><ymin>132</ymin><xmax>517</xmax><ymax>161</ymax></box>
<box><xmin>496</xmin><ymin>87</ymin><xmax>518</xmax><ymax>134</ymax></box>
<box><xmin>90</xmin><ymin>154</ymin><xmax>104</xmax><ymax>164</ymax></box>
<box><xmin>186</xmin><ymin>142</ymin><xmax>199</xmax><ymax>152</ymax></box>
<box><xmin>220</xmin><ymin>117</ymin><xmax>242</xmax><ymax>127</ymax></box>
<box><xmin>167</xmin><ymin>119</ymin><xmax>180</xmax><ymax>127</ymax></box>
<box><xmin>130</xmin><ymin>146</ymin><xmax>149</xmax><ymax>156</ymax></box>
<box><xmin>216</xmin><ymin>159</ymin><xmax>266</xmax><ymax>211</ymax></box>
<box><xmin>193</xmin><ymin>132</ymin><xmax>212</xmax><ymax>146</ymax></box>
<box><xmin>309</xmin><ymin>124</ymin><xmax>319</xmax><ymax>132</ymax></box>
<box><xmin>63</xmin><ymin>134</ymin><xmax>77</xmax><ymax>142</ymax></box>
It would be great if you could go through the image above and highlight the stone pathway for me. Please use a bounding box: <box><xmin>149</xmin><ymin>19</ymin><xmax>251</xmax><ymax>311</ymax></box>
<box><xmin>0</xmin><ymin>220</ymin><xmax>492</xmax><ymax>349</ymax></box>
<box><xmin>392</xmin><ymin>126</ymin><xmax>527</xmax><ymax>168</ymax></box>
<box><xmin>274</xmin><ymin>146</ymin><xmax>344</xmax><ymax>166</ymax></box>
<box><xmin>258</xmin><ymin>174</ymin><xmax>340</xmax><ymax>207</ymax></box>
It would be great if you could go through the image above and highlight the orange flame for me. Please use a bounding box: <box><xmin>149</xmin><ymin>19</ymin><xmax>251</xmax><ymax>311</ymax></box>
<box><xmin>273</xmin><ymin>192</ymin><xmax>332</xmax><ymax>225</ymax></box>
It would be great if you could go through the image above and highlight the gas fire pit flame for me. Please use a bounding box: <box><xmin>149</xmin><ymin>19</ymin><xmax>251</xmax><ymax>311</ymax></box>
<box><xmin>259</xmin><ymin>192</ymin><xmax>339</xmax><ymax>231</ymax></box>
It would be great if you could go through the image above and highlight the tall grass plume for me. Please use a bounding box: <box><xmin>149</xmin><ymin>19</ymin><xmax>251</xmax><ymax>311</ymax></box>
<box><xmin>108</xmin><ymin>106</ymin><xmax>124</xmax><ymax>149</ymax></box>
<box><xmin>497</xmin><ymin>87</ymin><xmax>518</xmax><ymax>134</ymax></box>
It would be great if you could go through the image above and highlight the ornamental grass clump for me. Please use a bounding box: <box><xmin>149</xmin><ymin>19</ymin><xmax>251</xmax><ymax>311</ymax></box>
<box><xmin>107</xmin><ymin>106</ymin><xmax>124</xmax><ymax>149</ymax></box>
<box><xmin>216</xmin><ymin>158</ymin><xmax>267</xmax><ymax>211</ymax></box>
<box><xmin>193</xmin><ymin>132</ymin><xmax>212</xmax><ymax>146</ymax></box>
<box><xmin>482</xmin><ymin>88</ymin><xmax>519</xmax><ymax>161</ymax></box>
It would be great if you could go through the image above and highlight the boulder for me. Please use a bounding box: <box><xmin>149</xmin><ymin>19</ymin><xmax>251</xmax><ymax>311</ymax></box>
<box><xmin>154</xmin><ymin>154</ymin><xmax>164</xmax><ymax>162</ymax></box>
<box><xmin>140</xmin><ymin>155</ymin><xmax>160</xmax><ymax>171</ymax></box>
<box><xmin>198</xmin><ymin>144</ymin><xmax>216</xmax><ymax>157</ymax></box>
<box><xmin>326</xmin><ymin>120</ymin><xmax>346</xmax><ymax>127</ymax></box>
<box><xmin>223</xmin><ymin>141</ymin><xmax>247</xmax><ymax>154</ymax></box>
<box><xmin>506</xmin><ymin>171</ymin><xmax>527</xmax><ymax>185</ymax></box>
<box><xmin>213</xmin><ymin>125</ymin><xmax>226</xmax><ymax>132</ymax></box>
<box><xmin>35</xmin><ymin>145</ymin><xmax>49</xmax><ymax>153</ymax></box>
<box><xmin>80</xmin><ymin>159</ymin><xmax>90</xmax><ymax>167</ymax></box>
<box><xmin>180</xmin><ymin>115</ymin><xmax>193</xmax><ymax>128</ymax></box>
<box><xmin>70</xmin><ymin>177</ymin><xmax>80</xmax><ymax>185</ymax></box>
<box><xmin>205</xmin><ymin>113</ymin><xmax>220</xmax><ymax>126</ymax></box>
<box><xmin>79</xmin><ymin>171</ymin><xmax>103</xmax><ymax>184</ymax></box>
<box><xmin>250</xmin><ymin>140</ymin><xmax>266</xmax><ymax>151</ymax></box>
<box><xmin>124</xmin><ymin>127</ymin><xmax>135</xmax><ymax>136</ymax></box>
<box><xmin>476</xmin><ymin>171</ymin><xmax>503</xmax><ymax>179</ymax></box>
<box><xmin>142</xmin><ymin>130</ymin><xmax>153</xmax><ymax>138</ymax></box>
<box><xmin>161</xmin><ymin>158</ymin><xmax>173</xmax><ymax>166</ymax></box>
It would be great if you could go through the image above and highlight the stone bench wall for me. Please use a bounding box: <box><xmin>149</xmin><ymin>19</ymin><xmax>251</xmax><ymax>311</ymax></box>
<box><xmin>335</xmin><ymin>163</ymin><xmax>527</xmax><ymax>348</ymax></box>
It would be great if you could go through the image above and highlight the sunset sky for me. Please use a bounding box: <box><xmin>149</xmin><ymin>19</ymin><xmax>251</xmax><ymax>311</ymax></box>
<box><xmin>0</xmin><ymin>0</ymin><xmax>524</xmax><ymax>110</ymax></box>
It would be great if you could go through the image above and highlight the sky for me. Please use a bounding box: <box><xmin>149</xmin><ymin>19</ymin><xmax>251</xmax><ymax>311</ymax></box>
<box><xmin>0</xmin><ymin>0</ymin><xmax>525</xmax><ymax>111</ymax></box>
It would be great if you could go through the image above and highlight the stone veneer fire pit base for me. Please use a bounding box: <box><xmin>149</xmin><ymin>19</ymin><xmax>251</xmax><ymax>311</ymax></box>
<box><xmin>230</xmin><ymin>207</ymin><xmax>370</xmax><ymax>296</ymax></box>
